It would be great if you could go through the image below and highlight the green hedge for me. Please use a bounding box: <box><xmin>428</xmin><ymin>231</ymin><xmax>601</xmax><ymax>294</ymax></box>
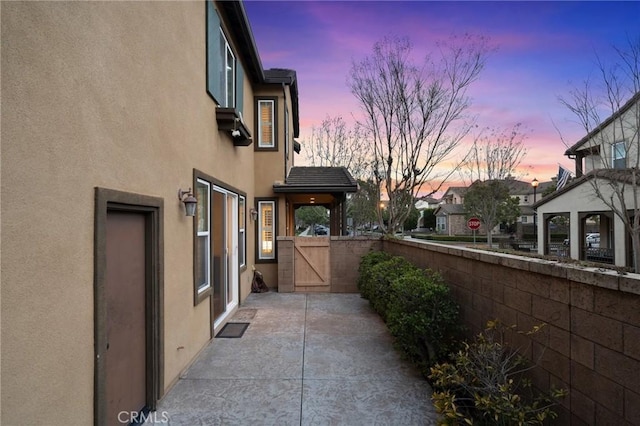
<box><xmin>358</xmin><ymin>250</ymin><xmax>462</xmax><ymax>374</ymax></box>
<box><xmin>358</xmin><ymin>250</ymin><xmax>566</xmax><ymax>422</ymax></box>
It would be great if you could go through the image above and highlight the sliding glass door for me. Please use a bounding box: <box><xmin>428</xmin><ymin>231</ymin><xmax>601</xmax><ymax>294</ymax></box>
<box><xmin>212</xmin><ymin>187</ymin><xmax>238</xmax><ymax>325</ymax></box>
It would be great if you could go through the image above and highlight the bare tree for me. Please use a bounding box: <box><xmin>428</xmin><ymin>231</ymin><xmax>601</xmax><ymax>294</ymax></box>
<box><xmin>559</xmin><ymin>35</ymin><xmax>640</xmax><ymax>271</ymax></box>
<box><xmin>459</xmin><ymin>124</ymin><xmax>528</xmax><ymax>246</ymax></box>
<box><xmin>461</xmin><ymin>123</ymin><xmax>529</xmax><ymax>183</ymax></box>
<box><xmin>304</xmin><ymin>115</ymin><xmax>372</xmax><ymax>180</ymax></box>
<box><xmin>348</xmin><ymin>34</ymin><xmax>491</xmax><ymax>234</ymax></box>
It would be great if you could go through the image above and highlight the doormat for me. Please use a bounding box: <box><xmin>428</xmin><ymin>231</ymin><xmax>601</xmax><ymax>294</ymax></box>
<box><xmin>215</xmin><ymin>322</ymin><xmax>250</xmax><ymax>338</ymax></box>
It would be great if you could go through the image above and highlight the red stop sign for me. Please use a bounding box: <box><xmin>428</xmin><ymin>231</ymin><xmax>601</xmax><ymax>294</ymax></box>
<box><xmin>467</xmin><ymin>217</ymin><xmax>481</xmax><ymax>230</ymax></box>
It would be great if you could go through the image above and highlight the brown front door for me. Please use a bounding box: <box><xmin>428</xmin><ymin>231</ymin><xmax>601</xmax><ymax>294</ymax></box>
<box><xmin>105</xmin><ymin>211</ymin><xmax>147</xmax><ymax>424</ymax></box>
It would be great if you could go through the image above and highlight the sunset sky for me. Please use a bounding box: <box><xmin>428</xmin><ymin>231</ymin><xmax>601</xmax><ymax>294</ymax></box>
<box><xmin>244</xmin><ymin>1</ymin><xmax>639</xmax><ymax>191</ymax></box>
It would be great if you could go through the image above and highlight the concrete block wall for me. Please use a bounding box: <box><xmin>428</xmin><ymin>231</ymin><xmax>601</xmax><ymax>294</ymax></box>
<box><xmin>383</xmin><ymin>238</ymin><xmax>640</xmax><ymax>425</ymax></box>
<box><xmin>276</xmin><ymin>236</ymin><xmax>381</xmax><ymax>293</ymax></box>
<box><xmin>276</xmin><ymin>237</ymin><xmax>294</xmax><ymax>292</ymax></box>
<box><xmin>329</xmin><ymin>237</ymin><xmax>382</xmax><ymax>293</ymax></box>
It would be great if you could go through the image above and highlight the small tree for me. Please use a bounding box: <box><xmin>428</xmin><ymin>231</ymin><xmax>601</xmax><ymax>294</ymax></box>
<box><xmin>464</xmin><ymin>180</ymin><xmax>520</xmax><ymax>246</ymax></box>
<box><xmin>348</xmin><ymin>34</ymin><xmax>492</xmax><ymax>235</ymax></box>
<box><xmin>403</xmin><ymin>205</ymin><xmax>420</xmax><ymax>232</ymax></box>
<box><xmin>559</xmin><ymin>35</ymin><xmax>640</xmax><ymax>272</ymax></box>
<box><xmin>421</xmin><ymin>208</ymin><xmax>437</xmax><ymax>230</ymax></box>
<box><xmin>349</xmin><ymin>179</ymin><xmax>380</xmax><ymax>234</ymax></box>
<box><xmin>296</xmin><ymin>206</ymin><xmax>328</xmax><ymax>234</ymax></box>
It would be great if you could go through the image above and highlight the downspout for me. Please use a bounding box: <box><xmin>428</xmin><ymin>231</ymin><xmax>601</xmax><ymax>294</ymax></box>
<box><xmin>282</xmin><ymin>82</ymin><xmax>288</xmax><ymax>181</ymax></box>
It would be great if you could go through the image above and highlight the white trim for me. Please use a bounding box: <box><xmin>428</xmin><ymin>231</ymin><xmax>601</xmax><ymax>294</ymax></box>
<box><xmin>196</xmin><ymin>179</ymin><xmax>211</xmax><ymax>294</ymax></box>
<box><xmin>258</xmin><ymin>100</ymin><xmax>275</xmax><ymax>148</ymax></box>
<box><xmin>258</xmin><ymin>200</ymin><xmax>275</xmax><ymax>260</ymax></box>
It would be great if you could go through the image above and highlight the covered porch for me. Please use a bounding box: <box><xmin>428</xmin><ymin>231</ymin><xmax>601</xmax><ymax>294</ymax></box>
<box><xmin>273</xmin><ymin>166</ymin><xmax>358</xmax><ymax>237</ymax></box>
<box><xmin>535</xmin><ymin>171</ymin><xmax>635</xmax><ymax>268</ymax></box>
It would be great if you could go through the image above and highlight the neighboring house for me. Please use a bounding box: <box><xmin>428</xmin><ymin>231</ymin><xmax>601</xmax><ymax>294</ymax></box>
<box><xmin>1</xmin><ymin>1</ymin><xmax>354</xmax><ymax>424</ymax></box>
<box><xmin>415</xmin><ymin>196</ymin><xmax>440</xmax><ymax>210</ymax></box>
<box><xmin>434</xmin><ymin>187</ymin><xmax>467</xmax><ymax>235</ymax></box>
<box><xmin>500</xmin><ymin>178</ymin><xmax>555</xmax><ymax>236</ymax></box>
<box><xmin>535</xmin><ymin>92</ymin><xmax>639</xmax><ymax>268</ymax></box>
<box><xmin>415</xmin><ymin>196</ymin><xmax>440</xmax><ymax>230</ymax></box>
<box><xmin>435</xmin><ymin>203</ymin><xmax>470</xmax><ymax>235</ymax></box>
<box><xmin>435</xmin><ymin>181</ymin><xmax>555</xmax><ymax>237</ymax></box>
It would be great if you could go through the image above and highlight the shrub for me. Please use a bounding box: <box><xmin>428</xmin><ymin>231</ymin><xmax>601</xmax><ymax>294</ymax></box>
<box><xmin>366</xmin><ymin>256</ymin><xmax>417</xmax><ymax>320</ymax></box>
<box><xmin>429</xmin><ymin>320</ymin><xmax>568</xmax><ymax>426</ymax></box>
<box><xmin>357</xmin><ymin>250</ymin><xmax>393</xmax><ymax>300</ymax></box>
<box><xmin>386</xmin><ymin>269</ymin><xmax>463</xmax><ymax>375</ymax></box>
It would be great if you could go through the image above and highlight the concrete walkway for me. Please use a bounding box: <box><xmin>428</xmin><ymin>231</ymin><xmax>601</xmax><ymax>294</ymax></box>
<box><xmin>149</xmin><ymin>292</ymin><xmax>438</xmax><ymax>425</ymax></box>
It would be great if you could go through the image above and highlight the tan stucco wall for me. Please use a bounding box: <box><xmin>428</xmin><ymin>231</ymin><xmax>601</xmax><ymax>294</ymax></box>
<box><xmin>2</xmin><ymin>2</ymin><xmax>256</xmax><ymax>423</ymax></box>
<box><xmin>251</xmin><ymin>85</ymin><xmax>296</xmax><ymax>288</ymax></box>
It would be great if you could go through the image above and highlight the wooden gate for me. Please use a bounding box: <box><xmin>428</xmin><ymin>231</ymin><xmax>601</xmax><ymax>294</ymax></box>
<box><xmin>293</xmin><ymin>237</ymin><xmax>330</xmax><ymax>292</ymax></box>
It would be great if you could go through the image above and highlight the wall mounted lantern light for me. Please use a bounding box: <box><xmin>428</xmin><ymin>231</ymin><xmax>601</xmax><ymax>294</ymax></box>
<box><xmin>250</xmin><ymin>207</ymin><xmax>258</xmax><ymax>221</ymax></box>
<box><xmin>178</xmin><ymin>188</ymin><xmax>198</xmax><ymax>217</ymax></box>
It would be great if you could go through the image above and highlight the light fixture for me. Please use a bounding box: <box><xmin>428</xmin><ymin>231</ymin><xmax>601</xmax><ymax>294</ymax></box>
<box><xmin>178</xmin><ymin>188</ymin><xmax>197</xmax><ymax>217</ymax></box>
<box><xmin>250</xmin><ymin>207</ymin><xmax>258</xmax><ymax>221</ymax></box>
<box><xmin>231</xmin><ymin>117</ymin><xmax>242</xmax><ymax>138</ymax></box>
<box><xmin>531</xmin><ymin>178</ymin><xmax>539</xmax><ymax>202</ymax></box>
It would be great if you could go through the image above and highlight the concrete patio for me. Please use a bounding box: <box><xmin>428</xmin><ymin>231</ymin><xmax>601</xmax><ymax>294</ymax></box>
<box><xmin>147</xmin><ymin>292</ymin><xmax>438</xmax><ymax>425</ymax></box>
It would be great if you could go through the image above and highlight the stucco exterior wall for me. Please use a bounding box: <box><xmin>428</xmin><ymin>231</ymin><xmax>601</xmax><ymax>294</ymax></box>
<box><xmin>536</xmin><ymin>178</ymin><xmax>634</xmax><ymax>266</ymax></box>
<box><xmin>383</xmin><ymin>238</ymin><xmax>640</xmax><ymax>425</ymax></box>
<box><xmin>2</xmin><ymin>2</ymin><xmax>256</xmax><ymax>423</ymax></box>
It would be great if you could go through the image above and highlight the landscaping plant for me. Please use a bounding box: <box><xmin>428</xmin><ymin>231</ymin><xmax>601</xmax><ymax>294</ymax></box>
<box><xmin>429</xmin><ymin>320</ymin><xmax>568</xmax><ymax>426</ymax></box>
<box><xmin>386</xmin><ymin>269</ymin><xmax>463</xmax><ymax>375</ymax></box>
<box><xmin>358</xmin><ymin>250</ymin><xmax>463</xmax><ymax>371</ymax></box>
<box><xmin>357</xmin><ymin>250</ymin><xmax>392</xmax><ymax>301</ymax></box>
<box><xmin>366</xmin><ymin>255</ymin><xmax>417</xmax><ymax>321</ymax></box>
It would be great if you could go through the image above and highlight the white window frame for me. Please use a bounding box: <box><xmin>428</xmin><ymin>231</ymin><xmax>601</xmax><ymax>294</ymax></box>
<box><xmin>239</xmin><ymin>196</ymin><xmax>246</xmax><ymax>268</ymax></box>
<box><xmin>219</xmin><ymin>30</ymin><xmax>235</xmax><ymax>108</ymax></box>
<box><xmin>196</xmin><ymin>179</ymin><xmax>211</xmax><ymax>294</ymax></box>
<box><xmin>258</xmin><ymin>200</ymin><xmax>276</xmax><ymax>260</ymax></box>
<box><xmin>258</xmin><ymin>99</ymin><xmax>275</xmax><ymax>148</ymax></box>
<box><xmin>612</xmin><ymin>141</ymin><xmax>626</xmax><ymax>169</ymax></box>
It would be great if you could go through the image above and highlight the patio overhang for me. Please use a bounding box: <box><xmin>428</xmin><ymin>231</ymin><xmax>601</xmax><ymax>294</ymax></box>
<box><xmin>273</xmin><ymin>166</ymin><xmax>358</xmax><ymax>195</ymax></box>
<box><xmin>274</xmin><ymin>167</ymin><xmax>358</xmax><ymax>236</ymax></box>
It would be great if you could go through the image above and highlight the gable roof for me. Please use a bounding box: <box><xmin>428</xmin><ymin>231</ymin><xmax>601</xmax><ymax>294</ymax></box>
<box><xmin>434</xmin><ymin>204</ymin><xmax>465</xmax><ymax>216</ymax></box>
<box><xmin>218</xmin><ymin>2</ymin><xmax>300</xmax><ymax>138</ymax></box>
<box><xmin>273</xmin><ymin>167</ymin><xmax>358</xmax><ymax>193</ymax></box>
<box><xmin>442</xmin><ymin>186</ymin><xmax>467</xmax><ymax>199</ymax></box>
<box><xmin>468</xmin><ymin>178</ymin><xmax>554</xmax><ymax>196</ymax></box>
<box><xmin>565</xmin><ymin>91</ymin><xmax>640</xmax><ymax>155</ymax></box>
<box><xmin>533</xmin><ymin>167</ymin><xmax>640</xmax><ymax>208</ymax></box>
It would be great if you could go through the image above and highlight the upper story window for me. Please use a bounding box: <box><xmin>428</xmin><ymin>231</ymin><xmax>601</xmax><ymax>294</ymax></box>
<box><xmin>206</xmin><ymin>2</ymin><xmax>244</xmax><ymax>113</ymax></box>
<box><xmin>612</xmin><ymin>141</ymin><xmax>626</xmax><ymax>169</ymax></box>
<box><xmin>256</xmin><ymin>97</ymin><xmax>278</xmax><ymax>150</ymax></box>
<box><xmin>219</xmin><ymin>30</ymin><xmax>235</xmax><ymax>108</ymax></box>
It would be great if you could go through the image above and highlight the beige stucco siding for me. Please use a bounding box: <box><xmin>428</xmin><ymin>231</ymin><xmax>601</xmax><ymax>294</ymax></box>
<box><xmin>2</xmin><ymin>2</ymin><xmax>255</xmax><ymax>424</ymax></box>
<box><xmin>536</xmin><ymin>179</ymin><xmax>634</xmax><ymax>266</ymax></box>
<box><xmin>579</xmin><ymin>102</ymin><xmax>640</xmax><ymax>172</ymax></box>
